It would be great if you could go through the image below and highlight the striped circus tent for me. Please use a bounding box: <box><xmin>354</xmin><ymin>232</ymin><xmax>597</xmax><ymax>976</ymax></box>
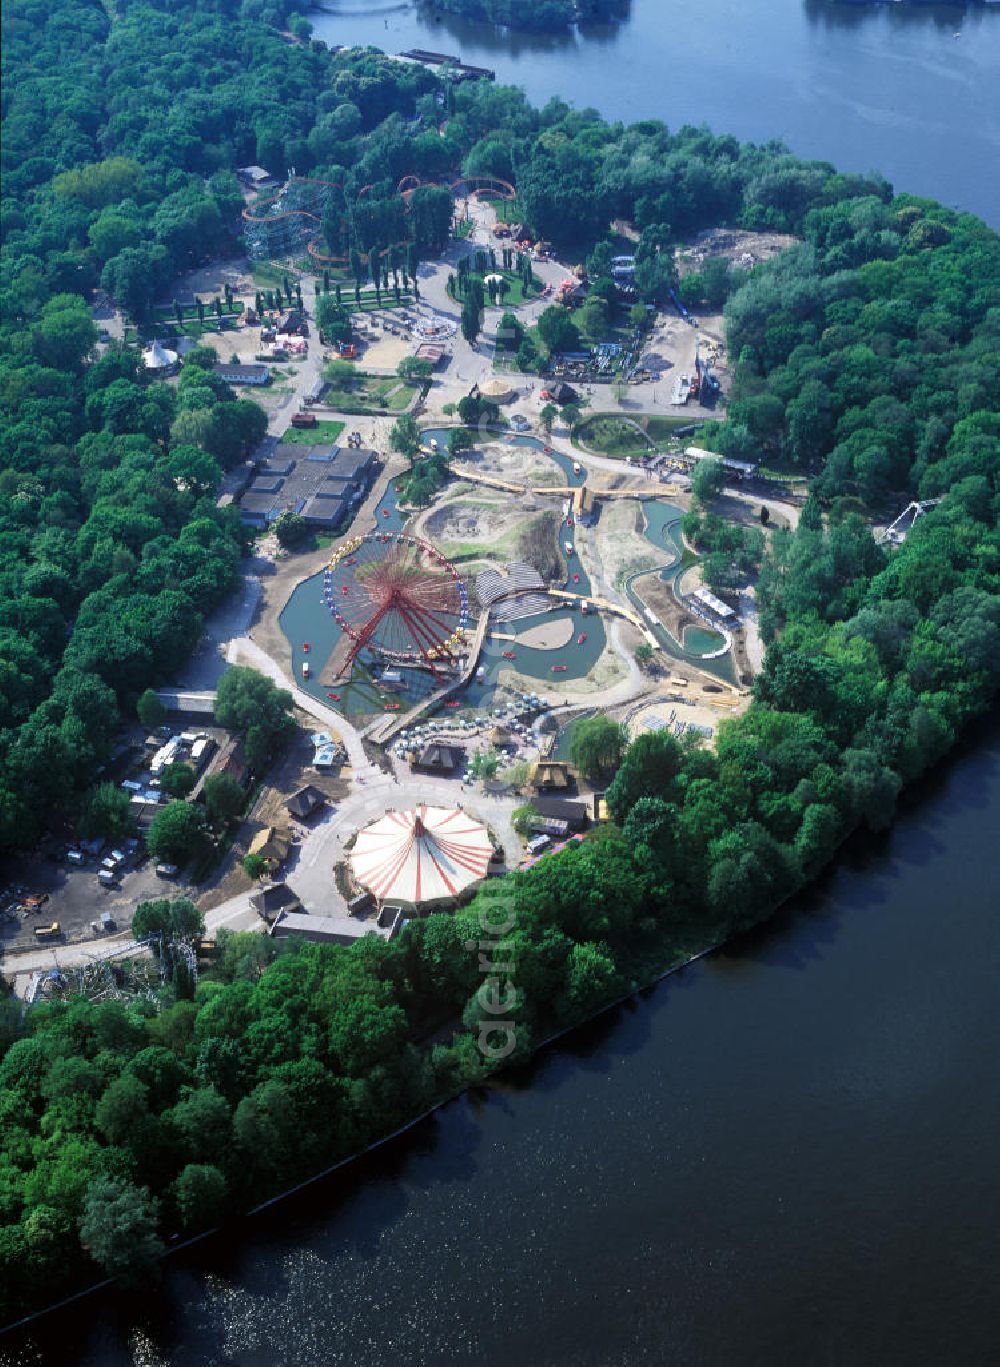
<box><xmin>349</xmin><ymin>805</ymin><xmax>493</xmax><ymax>906</ymax></box>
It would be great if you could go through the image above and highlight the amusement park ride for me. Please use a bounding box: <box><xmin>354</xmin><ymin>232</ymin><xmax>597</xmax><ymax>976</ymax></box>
<box><xmin>242</xmin><ymin>173</ymin><xmax>517</xmax><ymax>263</ymax></box>
<box><xmin>323</xmin><ymin>533</ymin><xmax>470</xmax><ymax>681</ymax></box>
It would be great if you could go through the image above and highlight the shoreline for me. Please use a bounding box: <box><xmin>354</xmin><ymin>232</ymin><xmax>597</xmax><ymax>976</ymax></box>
<box><xmin>4</xmin><ymin>705</ymin><xmax>998</xmax><ymax>1336</ymax></box>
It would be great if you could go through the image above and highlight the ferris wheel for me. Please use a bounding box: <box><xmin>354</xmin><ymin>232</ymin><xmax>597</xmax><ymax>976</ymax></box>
<box><xmin>323</xmin><ymin>533</ymin><xmax>470</xmax><ymax>679</ymax></box>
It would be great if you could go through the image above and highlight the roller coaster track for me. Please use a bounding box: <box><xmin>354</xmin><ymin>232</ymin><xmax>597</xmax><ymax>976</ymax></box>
<box><xmin>243</xmin><ymin>173</ymin><xmax>516</xmax><ymax>264</ymax></box>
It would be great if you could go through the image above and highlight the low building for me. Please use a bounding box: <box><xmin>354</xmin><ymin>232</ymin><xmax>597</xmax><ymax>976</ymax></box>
<box><xmin>530</xmin><ymin>796</ymin><xmax>589</xmax><ymax>834</ymax></box>
<box><xmin>250</xmin><ymin>882</ymin><xmax>301</xmax><ymax>924</ymax></box>
<box><xmin>270</xmin><ymin>910</ymin><xmax>376</xmax><ymax>945</ymax></box>
<box><xmin>238</xmin><ymin>444</ymin><xmax>377</xmax><ymax>530</ymax></box>
<box><xmin>247</xmin><ymin>825</ymin><xmax>293</xmax><ymax>870</ymax></box>
<box><xmin>412</xmin><ymin>743</ymin><xmax>465</xmax><ymax>774</ymax></box>
<box><xmin>529</xmin><ymin>759</ymin><xmax>575</xmax><ymax>793</ymax></box>
<box><xmin>285</xmin><ymin>785</ymin><xmax>327</xmax><ymax>821</ymax></box>
<box><xmin>414</xmin><ymin>343</ymin><xmax>446</xmax><ymax>367</ymax></box>
<box><xmin>215</xmin><ymin>362</ymin><xmax>270</xmax><ymax>386</ymax></box>
<box><xmin>276</xmin><ymin>308</ymin><xmax>306</xmax><ymax>336</ymax></box>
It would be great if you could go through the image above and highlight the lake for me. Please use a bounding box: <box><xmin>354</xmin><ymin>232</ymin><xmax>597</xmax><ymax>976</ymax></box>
<box><xmin>308</xmin><ymin>0</ymin><xmax>1000</xmax><ymax>228</ymax></box>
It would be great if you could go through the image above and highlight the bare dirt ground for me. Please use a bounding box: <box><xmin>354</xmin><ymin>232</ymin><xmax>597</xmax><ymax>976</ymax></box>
<box><xmin>464</xmin><ymin>440</ymin><xmax>565</xmax><ymax>487</ymax></box>
<box><xmin>197</xmin><ymin>716</ymin><xmax>351</xmax><ymax>913</ymax></box>
<box><xmin>504</xmin><ymin>618</ymin><xmax>575</xmax><ymax>650</ymax></box>
<box><xmin>355</xmin><ymin>333</ymin><xmax>414</xmax><ymax>372</ymax></box>
<box><xmin>598</xmin><ymin>500</ymin><xmax>664</xmax><ymax>587</ymax></box>
<box><xmin>680</xmin><ymin>227</ymin><xmax>799</xmax><ymax>272</ymax></box>
<box><xmin>632</xmin><ymin>568</ymin><xmax>703</xmax><ymax>646</ymax></box>
<box><xmin>421</xmin><ymin>496</ymin><xmax>523</xmax><ymax>547</ymax></box>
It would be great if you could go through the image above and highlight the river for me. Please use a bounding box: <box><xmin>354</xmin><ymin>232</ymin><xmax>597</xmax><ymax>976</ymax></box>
<box><xmin>9</xmin><ymin>723</ymin><xmax>997</xmax><ymax>1364</ymax></box>
<box><xmin>308</xmin><ymin>0</ymin><xmax>1000</xmax><ymax>228</ymax></box>
<box><xmin>5</xmin><ymin>9</ymin><xmax>998</xmax><ymax>1362</ymax></box>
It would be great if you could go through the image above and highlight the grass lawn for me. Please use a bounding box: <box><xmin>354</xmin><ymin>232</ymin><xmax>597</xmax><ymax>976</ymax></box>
<box><xmin>577</xmin><ymin>413</ymin><xmax>700</xmax><ymax>458</ymax></box>
<box><xmin>280</xmin><ymin>419</ymin><xmax>346</xmax><ymax>445</ymax></box>
<box><xmin>321</xmin><ymin>374</ymin><xmax>419</xmax><ymax>413</ymax></box>
<box><xmin>576</xmin><ymin>415</ymin><xmax>653</xmax><ymax>459</ymax></box>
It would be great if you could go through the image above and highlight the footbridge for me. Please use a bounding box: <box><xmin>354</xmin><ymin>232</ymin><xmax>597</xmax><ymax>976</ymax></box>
<box><xmin>362</xmin><ymin>609</ymin><xmax>492</xmax><ymax>745</ymax></box>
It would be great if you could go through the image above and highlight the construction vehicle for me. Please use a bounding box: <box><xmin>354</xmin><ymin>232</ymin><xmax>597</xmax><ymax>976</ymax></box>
<box><xmin>34</xmin><ymin>922</ymin><xmax>61</xmax><ymax>939</ymax></box>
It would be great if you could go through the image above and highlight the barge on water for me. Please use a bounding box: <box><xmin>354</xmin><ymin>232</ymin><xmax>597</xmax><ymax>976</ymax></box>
<box><xmin>397</xmin><ymin>49</ymin><xmax>495</xmax><ymax>82</ymax></box>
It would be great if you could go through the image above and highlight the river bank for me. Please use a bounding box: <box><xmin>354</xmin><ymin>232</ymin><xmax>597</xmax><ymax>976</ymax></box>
<box><xmin>8</xmin><ymin>713</ymin><xmax>998</xmax><ymax>1361</ymax></box>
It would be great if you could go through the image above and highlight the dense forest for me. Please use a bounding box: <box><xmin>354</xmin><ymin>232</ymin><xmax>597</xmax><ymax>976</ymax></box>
<box><xmin>1</xmin><ymin>0</ymin><xmax>998</xmax><ymax>1327</ymax></box>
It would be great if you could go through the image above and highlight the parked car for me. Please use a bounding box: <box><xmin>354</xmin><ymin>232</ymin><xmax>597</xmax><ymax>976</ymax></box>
<box><xmin>155</xmin><ymin>863</ymin><xmax>179</xmax><ymax>878</ymax></box>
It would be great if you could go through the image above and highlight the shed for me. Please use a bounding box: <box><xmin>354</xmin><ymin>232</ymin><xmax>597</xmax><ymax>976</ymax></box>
<box><xmin>529</xmin><ymin>759</ymin><xmax>574</xmax><ymax>793</ymax></box>
<box><xmin>250</xmin><ymin>883</ymin><xmax>301</xmax><ymax>923</ymax></box>
<box><xmin>247</xmin><ymin>825</ymin><xmax>293</xmax><ymax>869</ymax></box>
<box><xmin>530</xmin><ymin>796</ymin><xmax>589</xmax><ymax>832</ymax></box>
<box><xmin>285</xmin><ymin>785</ymin><xmax>327</xmax><ymax>821</ymax></box>
<box><xmin>412</xmin><ymin>742</ymin><xmax>465</xmax><ymax>773</ymax></box>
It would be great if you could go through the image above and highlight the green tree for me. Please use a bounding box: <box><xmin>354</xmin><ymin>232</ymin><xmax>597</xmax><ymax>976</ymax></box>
<box><xmin>145</xmin><ymin>802</ymin><xmax>205</xmax><ymax>865</ymax></box>
<box><xmin>78</xmin><ymin>1177</ymin><xmax>163</xmax><ymax>1285</ymax></box>
<box><xmin>243</xmin><ymin>852</ymin><xmax>269</xmax><ymax>880</ymax></box>
<box><xmin>570</xmin><ymin>715</ymin><xmax>626</xmax><ymax>781</ymax></box>
<box><xmin>390</xmin><ymin>414</ymin><xmax>421</xmax><ymax>458</ymax></box>
<box><xmin>203</xmin><ymin>773</ymin><xmax>246</xmax><ymax>824</ymax></box>
<box><xmin>132</xmin><ymin>896</ymin><xmax>204</xmax><ymax>942</ymax></box>
<box><xmin>692</xmin><ymin>456</ymin><xmax>726</xmax><ymax>501</ymax></box>
<box><xmin>635</xmin><ymin>643</ymin><xmax>655</xmax><ymax>669</ymax></box>
<box><xmin>77</xmin><ymin>783</ymin><xmax>134</xmax><ymax>844</ymax></box>
<box><xmin>537</xmin><ymin>305</ymin><xmax>580</xmax><ymax>355</ymax></box>
<box><xmin>160</xmin><ymin>761</ymin><xmax>196</xmax><ymax>799</ymax></box>
<box><xmin>171</xmin><ymin>1164</ymin><xmax>228</xmax><ymax>1232</ymax></box>
<box><xmin>273</xmin><ymin>510</ymin><xmax>310</xmax><ymax>550</ymax></box>
<box><xmin>137</xmin><ymin>688</ymin><xmax>166</xmax><ymax>732</ymax></box>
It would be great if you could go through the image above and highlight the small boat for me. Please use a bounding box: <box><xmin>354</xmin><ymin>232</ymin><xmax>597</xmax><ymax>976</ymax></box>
<box><xmin>384</xmin><ymin>703</ymin><xmax>401</xmax><ymax>711</ymax></box>
<box><xmin>551</xmin><ymin>664</ymin><xmax>567</xmax><ymax>673</ymax></box>
<box><xmin>445</xmin><ymin>700</ymin><xmax>460</xmax><ymax>708</ymax></box>
<box><xmin>302</xmin><ymin>662</ymin><xmax>310</xmax><ymax>679</ymax></box>
<box><xmin>344</xmin><ymin>557</ymin><xmax>356</xmax><ymax>566</ymax></box>
<box><xmin>577</xmin><ymin>633</ymin><xmax>587</xmax><ymax>645</ymax></box>
<box><xmin>572</xmin><ymin>573</ymin><xmax>580</xmax><ymax>583</ymax></box>
<box><xmin>395</xmin><ymin>485</ymin><xmax>403</xmax><ymax>493</ymax></box>
<box><xmin>327</xmin><ymin>692</ymin><xmax>341</xmax><ymax>701</ymax></box>
<box><xmin>544</xmin><ymin>446</ymin><xmax>552</xmax><ymax>454</ymax></box>
<box><xmin>573</xmin><ymin>462</ymin><xmax>581</xmax><ymax>475</ymax></box>
<box><xmin>564</xmin><ymin>542</ymin><xmax>574</xmax><ymax>556</ymax></box>
<box><xmin>382</xmin><ymin>508</ymin><xmax>391</xmax><ymax>517</ymax></box>
<box><xmin>302</xmin><ymin>642</ymin><xmax>310</xmax><ymax>653</ymax></box>
<box><xmin>342</xmin><ymin>585</ymin><xmax>349</xmax><ymax>594</ymax></box>
<box><xmin>502</xmin><ymin>650</ymin><xmax>516</xmax><ymax>660</ymax></box>
<box><xmin>566</xmin><ymin>515</ymin><xmax>574</xmax><ymax>527</ymax></box>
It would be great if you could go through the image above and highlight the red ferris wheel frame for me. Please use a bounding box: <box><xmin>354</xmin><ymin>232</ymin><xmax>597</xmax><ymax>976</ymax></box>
<box><xmin>323</xmin><ymin>533</ymin><xmax>469</xmax><ymax>680</ymax></box>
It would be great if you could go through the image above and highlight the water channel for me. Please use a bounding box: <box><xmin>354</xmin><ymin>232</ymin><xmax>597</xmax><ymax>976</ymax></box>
<box><xmin>9</xmin><ymin>10</ymin><xmax>997</xmax><ymax>1360</ymax></box>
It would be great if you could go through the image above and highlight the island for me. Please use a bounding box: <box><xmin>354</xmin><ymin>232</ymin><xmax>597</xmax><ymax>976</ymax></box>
<box><xmin>1</xmin><ymin>0</ymin><xmax>997</xmax><ymax>1331</ymax></box>
<box><xmin>418</xmin><ymin>0</ymin><xmax>630</xmax><ymax>33</ymax></box>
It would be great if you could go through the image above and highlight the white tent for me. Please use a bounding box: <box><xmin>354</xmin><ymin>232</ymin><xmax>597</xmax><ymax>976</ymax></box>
<box><xmin>349</xmin><ymin>804</ymin><xmax>493</xmax><ymax>906</ymax></box>
<box><xmin>142</xmin><ymin>339</ymin><xmax>178</xmax><ymax>371</ymax></box>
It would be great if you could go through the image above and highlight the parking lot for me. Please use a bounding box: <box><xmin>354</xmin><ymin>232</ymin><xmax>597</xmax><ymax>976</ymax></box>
<box><xmin>0</xmin><ymin>721</ymin><xmax>232</xmax><ymax>956</ymax></box>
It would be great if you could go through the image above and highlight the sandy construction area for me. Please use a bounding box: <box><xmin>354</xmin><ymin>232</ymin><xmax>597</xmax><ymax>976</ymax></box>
<box><xmin>466</xmin><ymin>440</ymin><xmax>565</xmax><ymax>487</ymax></box>
<box><xmin>420</xmin><ymin>496</ymin><xmax>522</xmax><ymax>546</ymax></box>
<box><xmin>597</xmin><ymin>499</ymin><xmax>665</xmax><ymax>587</ymax></box>
<box><xmin>501</xmin><ymin>618</ymin><xmax>574</xmax><ymax>650</ymax></box>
